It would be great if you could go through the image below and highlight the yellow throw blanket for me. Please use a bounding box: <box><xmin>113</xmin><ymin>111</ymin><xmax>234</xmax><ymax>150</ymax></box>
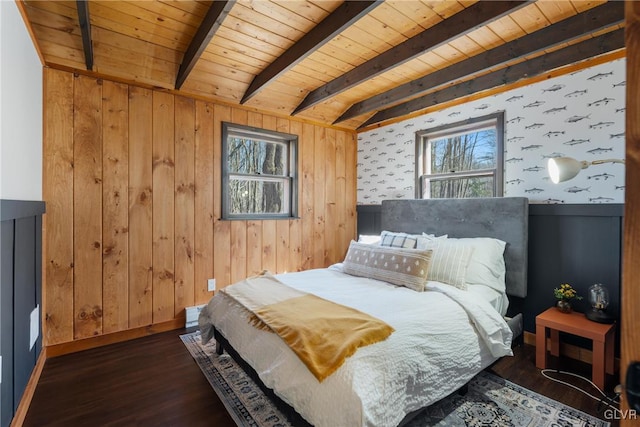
<box><xmin>222</xmin><ymin>273</ymin><xmax>394</xmax><ymax>382</ymax></box>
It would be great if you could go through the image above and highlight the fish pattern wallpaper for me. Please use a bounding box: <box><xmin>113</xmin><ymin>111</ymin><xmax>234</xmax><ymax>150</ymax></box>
<box><xmin>357</xmin><ymin>58</ymin><xmax>626</xmax><ymax>205</ymax></box>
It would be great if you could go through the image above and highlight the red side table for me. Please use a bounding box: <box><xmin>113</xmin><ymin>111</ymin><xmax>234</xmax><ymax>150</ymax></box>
<box><xmin>535</xmin><ymin>307</ymin><xmax>615</xmax><ymax>389</ymax></box>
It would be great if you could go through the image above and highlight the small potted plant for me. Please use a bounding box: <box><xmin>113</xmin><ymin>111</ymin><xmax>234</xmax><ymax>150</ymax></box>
<box><xmin>554</xmin><ymin>283</ymin><xmax>582</xmax><ymax>313</ymax></box>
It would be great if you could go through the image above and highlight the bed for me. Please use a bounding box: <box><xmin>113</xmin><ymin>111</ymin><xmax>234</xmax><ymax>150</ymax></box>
<box><xmin>199</xmin><ymin>197</ymin><xmax>528</xmax><ymax>427</ymax></box>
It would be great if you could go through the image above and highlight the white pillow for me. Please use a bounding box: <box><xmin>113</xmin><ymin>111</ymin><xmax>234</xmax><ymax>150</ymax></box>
<box><xmin>358</xmin><ymin>235</ymin><xmax>381</xmax><ymax>245</ymax></box>
<box><xmin>417</xmin><ymin>233</ymin><xmax>448</xmax><ymax>248</ymax></box>
<box><xmin>450</xmin><ymin>237</ymin><xmax>507</xmax><ymax>292</ymax></box>
<box><xmin>417</xmin><ymin>238</ymin><xmax>474</xmax><ymax>290</ymax></box>
<box><xmin>422</xmin><ymin>233</ymin><xmax>448</xmax><ymax>239</ymax></box>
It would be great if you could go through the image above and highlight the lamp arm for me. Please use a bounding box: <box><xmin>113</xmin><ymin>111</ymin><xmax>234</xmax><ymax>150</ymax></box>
<box><xmin>590</xmin><ymin>158</ymin><xmax>625</xmax><ymax>166</ymax></box>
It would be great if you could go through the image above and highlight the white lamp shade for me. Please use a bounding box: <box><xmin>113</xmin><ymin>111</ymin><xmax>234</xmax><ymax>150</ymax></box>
<box><xmin>547</xmin><ymin>157</ymin><xmax>586</xmax><ymax>183</ymax></box>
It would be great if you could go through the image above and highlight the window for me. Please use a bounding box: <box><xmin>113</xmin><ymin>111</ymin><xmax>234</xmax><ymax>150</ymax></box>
<box><xmin>416</xmin><ymin>112</ymin><xmax>504</xmax><ymax>199</ymax></box>
<box><xmin>222</xmin><ymin>122</ymin><xmax>298</xmax><ymax>219</ymax></box>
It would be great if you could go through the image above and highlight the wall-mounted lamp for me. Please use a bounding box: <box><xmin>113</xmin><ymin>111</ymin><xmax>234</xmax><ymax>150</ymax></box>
<box><xmin>547</xmin><ymin>157</ymin><xmax>625</xmax><ymax>184</ymax></box>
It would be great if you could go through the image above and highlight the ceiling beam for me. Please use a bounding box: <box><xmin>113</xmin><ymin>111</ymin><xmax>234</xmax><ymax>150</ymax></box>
<box><xmin>292</xmin><ymin>0</ymin><xmax>530</xmax><ymax>115</ymax></box>
<box><xmin>240</xmin><ymin>0</ymin><xmax>382</xmax><ymax>105</ymax></box>
<box><xmin>175</xmin><ymin>1</ymin><xmax>235</xmax><ymax>90</ymax></box>
<box><xmin>335</xmin><ymin>1</ymin><xmax>624</xmax><ymax>124</ymax></box>
<box><xmin>76</xmin><ymin>0</ymin><xmax>93</xmax><ymax>71</ymax></box>
<box><xmin>360</xmin><ymin>28</ymin><xmax>625</xmax><ymax>129</ymax></box>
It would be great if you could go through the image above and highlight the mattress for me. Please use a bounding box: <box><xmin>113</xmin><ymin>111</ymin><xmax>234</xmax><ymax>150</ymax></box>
<box><xmin>200</xmin><ymin>267</ymin><xmax>513</xmax><ymax>427</ymax></box>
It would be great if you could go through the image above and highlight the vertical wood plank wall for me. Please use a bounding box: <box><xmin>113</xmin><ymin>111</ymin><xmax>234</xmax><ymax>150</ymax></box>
<box><xmin>622</xmin><ymin>2</ymin><xmax>640</xmax><ymax>423</ymax></box>
<box><xmin>42</xmin><ymin>69</ymin><xmax>357</xmax><ymax>346</ymax></box>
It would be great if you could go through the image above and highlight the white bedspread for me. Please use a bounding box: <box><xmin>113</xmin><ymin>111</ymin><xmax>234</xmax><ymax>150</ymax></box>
<box><xmin>199</xmin><ymin>267</ymin><xmax>513</xmax><ymax>427</ymax></box>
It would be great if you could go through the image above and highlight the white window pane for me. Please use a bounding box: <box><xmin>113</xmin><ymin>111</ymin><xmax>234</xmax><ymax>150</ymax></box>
<box><xmin>229</xmin><ymin>177</ymin><xmax>289</xmax><ymax>215</ymax></box>
<box><xmin>429</xmin><ymin>128</ymin><xmax>497</xmax><ymax>174</ymax></box>
<box><xmin>227</xmin><ymin>137</ymin><xmax>288</xmax><ymax>176</ymax></box>
<box><xmin>426</xmin><ymin>176</ymin><xmax>495</xmax><ymax>199</ymax></box>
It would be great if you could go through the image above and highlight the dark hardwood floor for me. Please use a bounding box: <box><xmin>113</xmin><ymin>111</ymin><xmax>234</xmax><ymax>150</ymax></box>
<box><xmin>24</xmin><ymin>329</ymin><xmax>619</xmax><ymax>426</ymax></box>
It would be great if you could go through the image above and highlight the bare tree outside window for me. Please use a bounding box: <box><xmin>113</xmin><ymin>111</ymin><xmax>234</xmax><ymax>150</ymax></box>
<box><xmin>222</xmin><ymin>123</ymin><xmax>297</xmax><ymax>219</ymax></box>
<box><xmin>416</xmin><ymin>113</ymin><xmax>504</xmax><ymax>199</ymax></box>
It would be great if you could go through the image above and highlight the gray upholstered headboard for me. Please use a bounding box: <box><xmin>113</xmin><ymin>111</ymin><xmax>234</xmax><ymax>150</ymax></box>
<box><xmin>380</xmin><ymin>197</ymin><xmax>528</xmax><ymax>298</ymax></box>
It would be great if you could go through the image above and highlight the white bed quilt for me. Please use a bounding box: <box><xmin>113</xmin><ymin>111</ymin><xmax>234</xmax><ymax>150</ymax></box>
<box><xmin>199</xmin><ymin>267</ymin><xmax>513</xmax><ymax>427</ymax></box>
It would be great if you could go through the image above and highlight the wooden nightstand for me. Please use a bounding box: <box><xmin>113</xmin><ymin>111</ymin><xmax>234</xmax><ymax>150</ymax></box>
<box><xmin>535</xmin><ymin>307</ymin><xmax>616</xmax><ymax>390</ymax></box>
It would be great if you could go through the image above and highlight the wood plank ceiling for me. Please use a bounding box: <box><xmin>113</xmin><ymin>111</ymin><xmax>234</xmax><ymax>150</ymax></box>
<box><xmin>21</xmin><ymin>0</ymin><xmax>624</xmax><ymax>130</ymax></box>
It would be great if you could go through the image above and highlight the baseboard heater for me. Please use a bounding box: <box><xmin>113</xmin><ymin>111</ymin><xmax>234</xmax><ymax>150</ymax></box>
<box><xmin>185</xmin><ymin>304</ymin><xmax>207</xmax><ymax>328</ymax></box>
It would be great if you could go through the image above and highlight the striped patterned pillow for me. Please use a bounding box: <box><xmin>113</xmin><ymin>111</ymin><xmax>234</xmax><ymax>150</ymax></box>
<box><xmin>342</xmin><ymin>241</ymin><xmax>432</xmax><ymax>292</ymax></box>
<box><xmin>379</xmin><ymin>230</ymin><xmax>418</xmax><ymax>249</ymax></box>
<box><xmin>418</xmin><ymin>238</ymin><xmax>474</xmax><ymax>290</ymax></box>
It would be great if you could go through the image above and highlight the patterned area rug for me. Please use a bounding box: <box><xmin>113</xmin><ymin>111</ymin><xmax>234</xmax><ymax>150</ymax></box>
<box><xmin>181</xmin><ymin>331</ymin><xmax>610</xmax><ymax>427</ymax></box>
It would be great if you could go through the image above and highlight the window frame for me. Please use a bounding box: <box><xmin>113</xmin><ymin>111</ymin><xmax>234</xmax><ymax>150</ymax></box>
<box><xmin>221</xmin><ymin>122</ymin><xmax>298</xmax><ymax>220</ymax></box>
<box><xmin>415</xmin><ymin>112</ymin><xmax>504</xmax><ymax>199</ymax></box>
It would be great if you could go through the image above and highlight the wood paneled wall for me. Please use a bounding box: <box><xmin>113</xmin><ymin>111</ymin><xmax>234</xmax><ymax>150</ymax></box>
<box><xmin>42</xmin><ymin>68</ymin><xmax>357</xmax><ymax>346</ymax></box>
<box><xmin>622</xmin><ymin>2</ymin><xmax>640</xmax><ymax>423</ymax></box>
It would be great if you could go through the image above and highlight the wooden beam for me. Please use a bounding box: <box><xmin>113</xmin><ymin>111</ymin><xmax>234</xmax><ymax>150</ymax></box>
<box><xmin>357</xmin><ymin>50</ymin><xmax>625</xmax><ymax>133</ymax></box>
<box><xmin>240</xmin><ymin>1</ymin><xmax>381</xmax><ymax>105</ymax></box>
<box><xmin>76</xmin><ymin>0</ymin><xmax>93</xmax><ymax>71</ymax></box>
<box><xmin>292</xmin><ymin>0</ymin><xmax>530</xmax><ymax>115</ymax></box>
<box><xmin>361</xmin><ymin>28</ymin><xmax>625</xmax><ymax>128</ymax></box>
<box><xmin>175</xmin><ymin>1</ymin><xmax>235</xmax><ymax>90</ymax></box>
<box><xmin>335</xmin><ymin>1</ymin><xmax>624</xmax><ymax>124</ymax></box>
<box><xmin>621</xmin><ymin>2</ymin><xmax>640</xmax><ymax>425</ymax></box>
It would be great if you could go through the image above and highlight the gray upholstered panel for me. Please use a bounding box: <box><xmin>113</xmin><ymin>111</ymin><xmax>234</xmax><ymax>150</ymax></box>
<box><xmin>381</xmin><ymin>197</ymin><xmax>528</xmax><ymax>298</ymax></box>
